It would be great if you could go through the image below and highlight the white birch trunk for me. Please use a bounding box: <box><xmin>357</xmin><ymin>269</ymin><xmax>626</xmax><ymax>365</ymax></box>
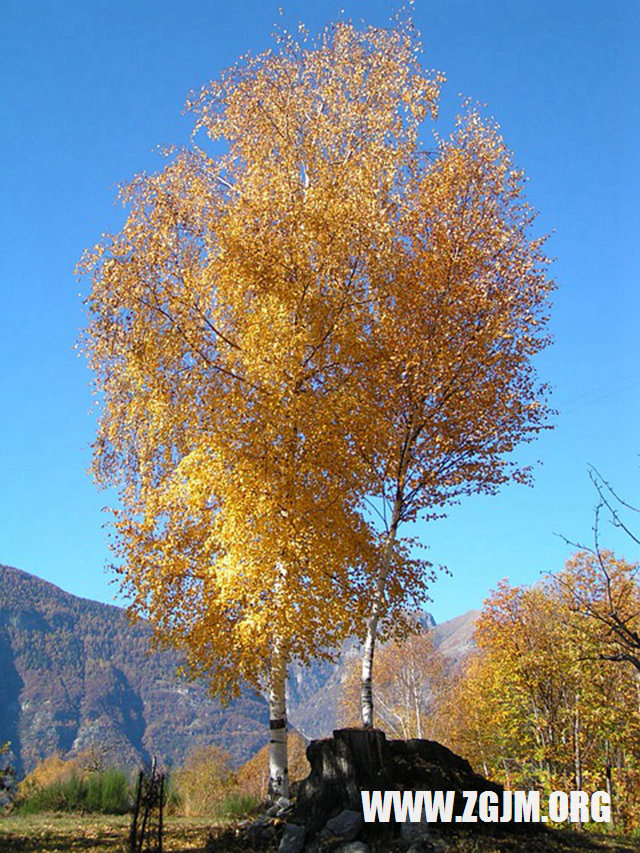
<box><xmin>412</xmin><ymin>673</ymin><xmax>423</xmax><ymax>739</ymax></box>
<box><xmin>268</xmin><ymin>636</ymin><xmax>289</xmax><ymax>800</ymax></box>
<box><xmin>361</xmin><ymin>498</ymin><xmax>402</xmax><ymax>728</ymax></box>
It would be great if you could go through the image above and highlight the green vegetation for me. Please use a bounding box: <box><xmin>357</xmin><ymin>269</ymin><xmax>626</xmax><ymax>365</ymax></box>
<box><xmin>17</xmin><ymin>769</ymin><xmax>130</xmax><ymax>816</ymax></box>
<box><xmin>214</xmin><ymin>792</ymin><xmax>260</xmax><ymax>820</ymax></box>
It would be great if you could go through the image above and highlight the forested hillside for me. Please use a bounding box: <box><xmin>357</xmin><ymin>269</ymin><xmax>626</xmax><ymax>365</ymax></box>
<box><xmin>0</xmin><ymin>564</ymin><xmax>268</xmax><ymax>778</ymax></box>
<box><xmin>0</xmin><ymin>564</ymin><xmax>477</xmax><ymax>779</ymax></box>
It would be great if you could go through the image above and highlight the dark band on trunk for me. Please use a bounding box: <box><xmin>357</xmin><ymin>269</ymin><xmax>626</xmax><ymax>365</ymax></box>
<box><xmin>269</xmin><ymin>718</ymin><xmax>286</xmax><ymax>730</ymax></box>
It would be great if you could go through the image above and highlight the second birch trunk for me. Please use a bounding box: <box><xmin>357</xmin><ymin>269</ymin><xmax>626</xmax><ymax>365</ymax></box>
<box><xmin>361</xmin><ymin>499</ymin><xmax>402</xmax><ymax>728</ymax></box>
<box><xmin>268</xmin><ymin>637</ymin><xmax>289</xmax><ymax>800</ymax></box>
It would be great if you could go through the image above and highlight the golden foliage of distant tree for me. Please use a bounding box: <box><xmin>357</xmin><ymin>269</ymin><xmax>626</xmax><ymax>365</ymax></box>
<box><xmin>339</xmin><ymin>629</ymin><xmax>447</xmax><ymax>740</ymax></box>
<box><xmin>434</xmin><ymin>554</ymin><xmax>640</xmax><ymax>829</ymax></box>
<box><xmin>172</xmin><ymin>744</ymin><xmax>234</xmax><ymax>817</ymax></box>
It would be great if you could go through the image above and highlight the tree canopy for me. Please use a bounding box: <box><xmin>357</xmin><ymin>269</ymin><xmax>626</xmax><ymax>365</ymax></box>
<box><xmin>80</xmin><ymin>13</ymin><xmax>553</xmax><ymax>794</ymax></box>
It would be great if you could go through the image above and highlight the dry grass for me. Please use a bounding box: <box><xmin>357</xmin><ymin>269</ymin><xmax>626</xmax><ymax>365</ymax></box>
<box><xmin>2</xmin><ymin>812</ymin><xmax>640</xmax><ymax>853</ymax></box>
<box><xmin>0</xmin><ymin>813</ymin><xmax>215</xmax><ymax>853</ymax></box>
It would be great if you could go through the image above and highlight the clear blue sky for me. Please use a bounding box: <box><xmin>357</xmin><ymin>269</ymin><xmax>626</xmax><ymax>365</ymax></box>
<box><xmin>1</xmin><ymin>0</ymin><xmax>638</xmax><ymax>624</ymax></box>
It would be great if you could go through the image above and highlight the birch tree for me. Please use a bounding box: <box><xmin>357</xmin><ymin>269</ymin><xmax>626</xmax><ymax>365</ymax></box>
<box><xmin>356</xmin><ymin>109</ymin><xmax>554</xmax><ymax>727</ymax></box>
<box><xmin>339</xmin><ymin>630</ymin><xmax>446</xmax><ymax>739</ymax></box>
<box><xmin>79</xmin><ymin>17</ymin><xmax>441</xmax><ymax>798</ymax></box>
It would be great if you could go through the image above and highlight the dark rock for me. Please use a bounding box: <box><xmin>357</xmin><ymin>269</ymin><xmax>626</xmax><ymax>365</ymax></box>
<box><xmin>304</xmin><ymin>834</ymin><xmax>341</xmax><ymax>853</ymax></box>
<box><xmin>400</xmin><ymin>815</ymin><xmax>430</xmax><ymax>844</ymax></box>
<box><xmin>279</xmin><ymin>822</ymin><xmax>307</xmax><ymax>853</ymax></box>
<box><xmin>268</xmin><ymin>796</ymin><xmax>294</xmax><ymax>818</ymax></box>
<box><xmin>325</xmin><ymin>810</ymin><xmax>364</xmax><ymax>841</ymax></box>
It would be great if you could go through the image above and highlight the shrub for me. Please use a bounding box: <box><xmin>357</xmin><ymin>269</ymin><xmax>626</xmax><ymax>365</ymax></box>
<box><xmin>98</xmin><ymin>768</ymin><xmax>130</xmax><ymax>813</ymax></box>
<box><xmin>218</xmin><ymin>791</ymin><xmax>260</xmax><ymax>819</ymax></box>
<box><xmin>172</xmin><ymin>745</ymin><xmax>234</xmax><ymax>817</ymax></box>
<box><xmin>17</xmin><ymin>767</ymin><xmax>131</xmax><ymax>814</ymax></box>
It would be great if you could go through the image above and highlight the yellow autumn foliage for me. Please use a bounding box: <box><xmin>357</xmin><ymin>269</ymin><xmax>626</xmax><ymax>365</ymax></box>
<box><xmin>172</xmin><ymin>744</ymin><xmax>234</xmax><ymax>817</ymax></box>
<box><xmin>79</xmin><ymin>10</ymin><xmax>553</xmax><ymax>790</ymax></box>
<box><xmin>434</xmin><ymin>554</ymin><xmax>640</xmax><ymax>829</ymax></box>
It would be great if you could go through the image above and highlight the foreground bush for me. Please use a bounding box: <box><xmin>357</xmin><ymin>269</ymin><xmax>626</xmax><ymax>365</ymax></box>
<box><xmin>18</xmin><ymin>768</ymin><xmax>131</xmax><ymax>815</ymax></box>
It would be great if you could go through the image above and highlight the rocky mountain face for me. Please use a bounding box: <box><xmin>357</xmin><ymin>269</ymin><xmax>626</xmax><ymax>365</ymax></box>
<box><xmin>0</xmin><ymin>564</ymin><xmax>268</xmax><ymax>778</ymax></box>
<box><xmin>433</xmin><ymin>608</ymin><xmax>481</xmax><ymax>667</ymax></box>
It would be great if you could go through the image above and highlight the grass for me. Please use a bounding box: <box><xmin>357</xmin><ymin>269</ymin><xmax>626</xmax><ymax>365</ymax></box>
<box><xmin>18</xmin><ymin>770</ymin><xmax>131</xmax><ymax>816</ymax></box>
<box><xmin>2</xmin><ymin>812</ymin><xmax>640</xmax><ymax>853</ymax></box>
<box><xmin>0</xmin><ymin>813</ymin><xmax>216</xmax><ymax>853</ymax></box>
<box><xmin>450</xmin><ymin>834</ymin><xmax>640</xmax><ymax>853</ymax></box>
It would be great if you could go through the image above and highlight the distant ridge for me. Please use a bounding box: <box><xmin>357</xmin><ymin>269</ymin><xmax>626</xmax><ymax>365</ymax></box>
<box><xmin>433</xmin><ymin>609</ymin><xmax>481</xmax><ymax>667</ymax></box>
<box><xmin>0</xmin><ymin>563</ymin><xmax>268</xmax><ymax>778</ymax></box>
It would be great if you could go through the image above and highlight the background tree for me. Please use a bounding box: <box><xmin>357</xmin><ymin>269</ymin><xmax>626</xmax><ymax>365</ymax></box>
<box><xmin>172</xmin><ymin>744</ymin><xmax>234</xmax><ymax>817</ymax></box>
<box><xmin>80</xmin><ymin>16</ymin><xmax>441</xmax><ymax>798</ymax></box>
<box><xmin>435</xmin><ymin>568</ymin><xmax>640</xmax><ymax>828</ymax></box>
<box><xmin>355</xmin><ymin>107</ymin><xmax>554</xmax><ymax>727</ymax></box>
<box><xmin>339</xmin><ymin>629</ymin><xmax>446</xmax><ymax>739</ymax></box>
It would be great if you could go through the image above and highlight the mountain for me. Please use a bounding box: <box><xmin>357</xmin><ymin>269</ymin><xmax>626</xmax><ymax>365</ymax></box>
<box><xmin>0</xmin><ymin>564</ymin><xmax>268</xmax><ymax>779</ymax></box>
<box><xmin>287</xmin><ymin>610</ymin><xmax>479</xmax><ymax>739</ymax></box>
<box><xmin>0</xmin><ymin>563</ymin><xmax>479</xmax><ymax>780</ymax></box>
<box><xmin>432</xmin><ymin>609</ymin><xmax>481</xmax><ymax>667</ymax></box>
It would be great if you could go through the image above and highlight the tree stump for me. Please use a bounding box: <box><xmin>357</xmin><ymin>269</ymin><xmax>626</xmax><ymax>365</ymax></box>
<box><xmin>292</xmin><ymin>729</ymin><xmax>395</xmax><ymax>838</ymax></box>
<box><xmin>289</xmin><ymin>729</ymin><xmax>538</xmax><ymax>847</ymax></box>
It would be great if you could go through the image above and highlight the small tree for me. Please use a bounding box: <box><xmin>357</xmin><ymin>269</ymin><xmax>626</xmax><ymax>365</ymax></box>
<box><xmin>355</xmin><ymin>108</ymin><xmax>554</xmax><ymax>727</ymax></box>
<box><xmin>173</xmin><ymin>745</ymin><xmax>234</xmax><ymax>817</ymax></box>
<box><xmin>340</xmin><ymin>630</ymin><xmax>446</xmax><ymax>739</ymax></box>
